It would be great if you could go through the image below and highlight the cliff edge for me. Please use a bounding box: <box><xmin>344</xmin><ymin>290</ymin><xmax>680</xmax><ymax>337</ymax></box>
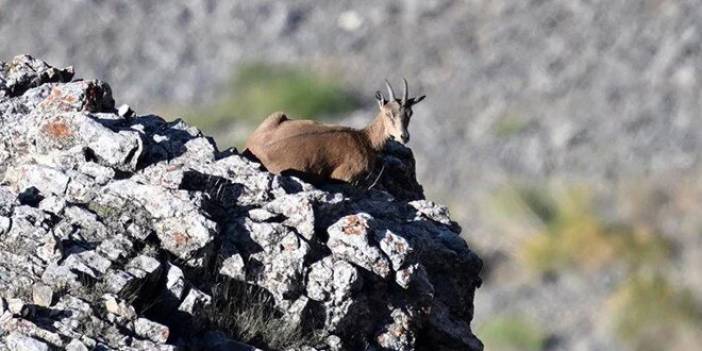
<box><xmin>0</xmin><ymin>55</ymin><xmax>482</xmax><ymax>351</ymax></box>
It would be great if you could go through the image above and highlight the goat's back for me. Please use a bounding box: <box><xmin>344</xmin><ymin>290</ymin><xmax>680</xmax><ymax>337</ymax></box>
<box><xmin>244</xmin><ymin>112</ymin><xmax>375</xmax><ymax>182</ymax></box>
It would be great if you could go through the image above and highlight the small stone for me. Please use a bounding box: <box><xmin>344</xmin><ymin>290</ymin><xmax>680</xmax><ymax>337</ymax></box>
<box><xmin>36</xmin><ymin>234</ymin><xmax>62</xmax><ymax>263</ymax></box>
<box><xmin>153</xmin><ymin>216</ymin><xmax>216</xmax><ymax>264</ymax></box>
<box><xmin>78</xmin><ymin>162</ymin><xmax>115</xmax><ymax>185</ymax></box>
<box><xmin>0</xmin><ymin>311</ymin><xmax>12</xmax><ymax>324</ymax></box>
<box><xmin>0</xmin><ymin>216</ymin><xmax>10</xmax><ymax>235</ymax></box>
<box><xmin>41</xmin><ymin>264</ymin><xmax>79</xmax><ymax>289</ymax></box>
<box><xmin>284</xmin><ymin>296</ymin><xmax>310</xmax><ymax>324</ymax></box>
<box><xmin>219</xmin><ymin>253</ymin><xmax>246</xmax><ymax>281</ymax></box>
<box><xmin>102</xmin><ymin>294</ymin><xmax>136</xmax><ymax>320</ymax></box>
<box><xmin>64</xmin><ymin>175</ymin><xmax>98</xmax><ymax>203</ymax></box>
<box><xmin>32</xmin><ymin>284</ymin><xmax>53</xmax><ymax>307</ymax></box>
<box><xmin>248</xmin><ymin>208</ymin><xmax>277</xmax><ymax>222</ymax></box>
<box><xmin>80</xmin><ymin>117</ymin><xmax>142</xmax><ymax>170</ymax></box>
<box><xmin>165</xmin><ymin>264</ymin><xmax>186</xmax><ymax>301</ymax></box>
<box><xmin>326</xmin><ymin>335</ymin><xmax>343</xmax><ymax>351</ymax></box>
<box><xmin>127</xmin><ymin>222</ymin><xmax>151</xmax><ymax>240</ymax></box>
<box><xmin>102</xmin><ymin>295</ymin><xmax>120</xmax><ymax>314</ymax></box>
<box><xmin>62</xmin><ymin>251</ymin><xmax>112</xmax><ymax>278</ymax></box>
<box><xmin>327</xmin><ymin>213</ymin><xmax>391</xmax><ymax>278</ymax></box>
<box><xmin>37</xmin><ymin>196</ymin><xmax>66</xmax><ymax>214</ymax></box>
<box><xmin>306</xmin><ymin>258</ymin><xmax>334</xmax><ymax>302</ymax></box>
<box><xmin>65</xmin><ymin>339</ymin><xmax>89</xmax><ymax>351</ymax></box>
<box><xmin>12</xmin><ymin>165</ymin><xmax>70</xmax><ymax>197</ymax></box>
<box><xmin>96</xmin><ymin>235</ymin><xmax>133</xmax><ymax>262</ymax></box>
<box><xmin>376</xmin><ymin>229</ymin><xmax>413</xmax><ymax>271</ymax></box>
<box><xmin>7</xmin><ymin>298</ymin><xmax>30</xmax><ymax>317</ymax></box>
<box><xmin>178</xmin><ymin>288</ymin><xmax>211</xmax><ymax>315</ymax></box>
<box><xmin>337</xmin><ymin>11</ymin><xmax>363</xmax><ymax>31</ymax></box>
<box><xmin>5</xmin><ymin>332</ymin><xmax>50</xmax><ymax>351</ymax></box>
<box><xmin>333</xmin><ymin>260</ymin><xmax>361</xmax><ymax>299</ymax></box>
<box><xmin>264</xmin><ymin>193</ymin><xmax>315</xmax><ymax>240</ymax></box>
<box><xmin>408</xmin><ymin>200</ymin><xmax>453</xmax><ymax>226</ymax></box>
<box><xmin>117</xmin><ymin>104</ymin><xmax>134</xmax><ymax>117</ymax></box>
<box><xmin>126</xmin><ymin>255</ymin><xmax>162</xmax><ymax>280</ymax></box>
<box><xmin>376</xmin><ymin>308</ymin><xmax>415</xmax><ymax>350</ymax></box>
<box><xmin>102</xmin><ymin>269</ymin><xmax>135</xmax><ymax>295</ymax></box>
<box><xmin>133</xmin><ymin>317</ymin><xmax>170</xmax><ymax>344</ymax></box>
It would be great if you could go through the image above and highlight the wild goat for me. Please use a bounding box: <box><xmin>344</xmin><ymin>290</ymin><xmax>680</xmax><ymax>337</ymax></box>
<box><xmin>244</xmin><ymin>79</ymin><xmax>425</xmax><ymax>185</ymax></box>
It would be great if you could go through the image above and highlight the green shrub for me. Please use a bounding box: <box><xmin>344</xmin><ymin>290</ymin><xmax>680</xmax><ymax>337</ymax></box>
<box><xmin>231</xmin><ymin>63</ymin><xmax>359</xmax><ymax>120</ymax></box>
<box><xmin>493</xmin><ymin>116</ymin><xmax>529</xmax><ymax>137</ymax></box>
<box><xmin>180</xmin><ymin>63</ymin><xmax>360</xmax><ymax>147</ymax></box>
<box><xmin>608</xmin><ymin>274</ymin><xmax>702</xmax><ymax>351</ymax></box>
<box><xmin>491</xmin><ymin>184</ymin><xmax>671</xmax><ymax>275</ymax></box>
<box><xmin>478</xmin><ymin>315</ymin><xmax>547</xmax><ymax>351</ymax></box>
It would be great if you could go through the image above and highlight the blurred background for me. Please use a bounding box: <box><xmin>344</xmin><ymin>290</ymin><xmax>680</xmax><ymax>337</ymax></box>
<box><xmin>2</xmin><ymin>0</ymin><xmax>702</xmax><ymax>350</ymax></box>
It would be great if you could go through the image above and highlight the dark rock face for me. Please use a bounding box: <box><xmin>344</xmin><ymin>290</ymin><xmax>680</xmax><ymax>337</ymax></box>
<box><xmin>0</xmin><ymin>55</ymin><xmax>482</xmax><ymax>351</ymax></box>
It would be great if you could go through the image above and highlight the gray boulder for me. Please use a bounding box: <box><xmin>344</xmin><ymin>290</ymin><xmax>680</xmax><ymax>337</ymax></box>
<box><xmin>0</xmin><ymin>55</ymin><xmax>482</xmax><ymax>351</ymax></box>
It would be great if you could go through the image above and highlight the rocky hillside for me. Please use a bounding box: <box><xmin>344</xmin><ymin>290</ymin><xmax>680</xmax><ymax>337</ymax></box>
<box><xmin>4</xmin><ymin>1</ymin><xmax>702</xmax><ymax>350</ymax></box>
<box><xmin>0</xmin><ymin>55</ymin><xmax>482</xmax><ymax>350</ymax></box>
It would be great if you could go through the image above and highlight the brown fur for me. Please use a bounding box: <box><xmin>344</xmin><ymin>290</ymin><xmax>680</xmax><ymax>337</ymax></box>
<box><xmin>244</xmin><ymin>80</ymin><xmax>425</xmax><ymax>184</ymax></box>
<box><xmin>244</xmin><ymin>112</ymin><xmax>385</xmax><ymax>183</ymax></box>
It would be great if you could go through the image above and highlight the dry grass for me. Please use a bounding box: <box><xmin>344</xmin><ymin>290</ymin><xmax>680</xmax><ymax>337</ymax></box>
<box><xmin>487</xmin><ymin>177</ymin><xmax>702</xmax><ymax>350</ymax></box>
<box><xmin>205</xmin><ymin>279</ymin><xmax>324</xmax><ymax>350</ymax></box>
<box><xmin>491</xmin><ymin>183</ymin><xmax>671</xmax><ymax>275</ymax></box>
<box><xmin>607</xmin><ymin>273</ymin><xmax>702</xmax><ymax>351</ymax></box>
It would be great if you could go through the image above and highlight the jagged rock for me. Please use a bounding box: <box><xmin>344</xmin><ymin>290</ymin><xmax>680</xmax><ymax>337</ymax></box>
<box><xmin>40</xmin><ymin>264</ymin><xmax>80</xmax><ymax>290</ymax></box>
<box><xmin>5</xmin><ymin>333</ymin><xmax>49</xmax><ymax>351</ymax></box>
<box><xmin>178</xmin><ymin>288</ymin><xmax>212</xmax><ymax>316</ymax></box>
<box><xmin>103</xmin><ymin>294</ymin><xmax>137</xmax><ymax>320</ymax></box>
<box><xmin>164</xmin><ymin>263</ymin><xmax>187</xmax><ymax>301</ymax></box>
<box><xmin>0</xmin><ymin>55</ymin><xmax>482</xmax><ymax>351</ymax></box>
<box><xmin>327</xmin><ymin>214</ymin><xmax>392</xmax><ymax>279</ymax></box>
<box><xmin>0</xmin><ymin>216</ymin><xmax>9</xmax><ymax>235</ymax></box>
<box><xmin>6</xmin><ymin>299</ymin><xmax>29</xmax><ymax>317</ymax></box>
<box><xmin>118</xmin><ymin>104</ymin><xmax>134</xmax><ymax>118</ymax></box>
<box><xmin>31</xmin><ymin>284</ymin><xmax>52</xmax><ymax>307</ymax></box>
<box><xmin>103</xmin><ymin>269</ymin><xmax>136</xmax><ymax>296</ymax></box>
<box><xmin>132</xmin><ymin>318</ymin><xmax>170</xmax><ymax>344</ymax></box>
<box><xmin>0</xmin><ymin>54</ymin><xmax>74</xmax><ymax>99</ymax></box>
<box><xmin>62</xmin><ymin>250</ymin><xmax>112</xmax><ymax>279</ymax></box>
<box><xmin>65</xmin><ymin>339</ymin><xmax>89</xmax><ymax>351</ymax></box>
<box><xmin>125</xmin><ymin>255</ymin><xmax>162</xmax><ymax>281</ymax></box>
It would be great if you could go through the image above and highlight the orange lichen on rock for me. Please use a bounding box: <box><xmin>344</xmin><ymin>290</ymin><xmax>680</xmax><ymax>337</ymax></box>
<box><xmin>41</xmin><ymin>119</ymin><xmax>73</xmax><ymax>139</ymax></box>
<box><xmin>343</xmin><ymin>214</ymin><xmax>368</xmax><ymax>235</ymax></box>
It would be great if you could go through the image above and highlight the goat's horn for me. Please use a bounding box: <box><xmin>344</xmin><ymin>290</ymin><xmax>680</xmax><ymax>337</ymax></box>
<box><xmin>385</xmin><ymin>80</ymin><xmax>396</xmax><ymax>100</ymax></box>
<box><xmin>375</xmin><ymin>90</ymin><xmax>385</xmax><ymax>103</ymax></box>
<box><xmin>402</xmin><ymin>78</ymin><xmax>408</xmax><ymax>104</ymax></box>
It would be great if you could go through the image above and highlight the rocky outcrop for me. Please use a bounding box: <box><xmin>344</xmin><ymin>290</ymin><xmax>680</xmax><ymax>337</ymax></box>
<box><xmin>0</xmin><ymin>55</ymin><xmax>482</xmax><ymax>351</ymax></box>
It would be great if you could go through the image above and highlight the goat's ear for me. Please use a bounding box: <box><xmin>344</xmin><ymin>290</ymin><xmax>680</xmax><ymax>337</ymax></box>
<box><xmin>375</xmin><ymin>91</ymin><xmax>386</xmax><ymax>107</ymax></box>
<box><xmin>411</xmin><ymin>95</ymin><xmax>426</xmax><ymax>105</ymax></box>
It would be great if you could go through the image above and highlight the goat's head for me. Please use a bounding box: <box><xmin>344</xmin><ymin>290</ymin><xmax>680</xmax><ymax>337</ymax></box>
<box><xmin>375</xmin><ymin>79</ymin><xmax>425</xmax><ymax>144</ymax></box>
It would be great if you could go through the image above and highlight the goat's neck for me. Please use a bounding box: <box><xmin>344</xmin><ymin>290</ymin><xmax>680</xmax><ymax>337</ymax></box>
<box><xmin>363</xmin><ymin>112</ymin><xmax>389</xmax><ymax>152</ymax></box>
